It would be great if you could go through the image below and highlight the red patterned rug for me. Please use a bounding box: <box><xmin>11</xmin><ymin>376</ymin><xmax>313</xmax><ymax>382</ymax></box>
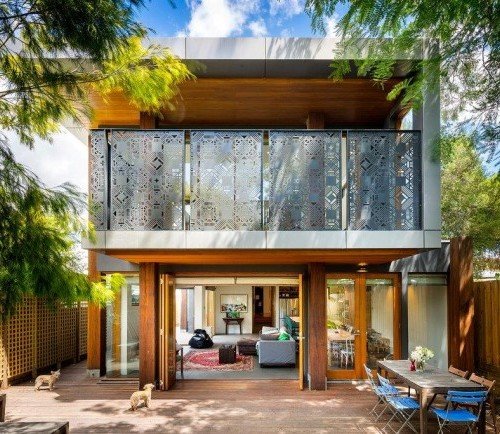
<box><xmin>182</xmin><ymin>349</ymin><xmax>254</xmax><ymax>372</ymax></box>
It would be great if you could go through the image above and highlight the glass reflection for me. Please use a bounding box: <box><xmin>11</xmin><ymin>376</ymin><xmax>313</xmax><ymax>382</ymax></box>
<box><xmin>366</xmin><ymin>279</ymin><xmax>394</xmax><ymax>369</ymax></box>
<box><xmin>327</xmin><ymin>279</ymin><xmax>356</xmax><ymax>370</ymax></box>
<box><xmin>105</xmin><ymin>275</ymin><xmax>140</xmax><ymax>377</ymax></box>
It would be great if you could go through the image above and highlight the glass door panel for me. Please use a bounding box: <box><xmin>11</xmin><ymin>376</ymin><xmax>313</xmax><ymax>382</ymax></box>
<box><xmin>327</xmin><ymin>278</ymin><xmax>357</xmax><ymax>372</ymax></box>
<box><xmin>105</xmin><ymin>275</ymin><xmax>140</xmax><ymax>378</ymax></box>
<box><xmin>365</xmin><ymin>278</ymin><xmax>394</xmax><ymax>369</ymax></box>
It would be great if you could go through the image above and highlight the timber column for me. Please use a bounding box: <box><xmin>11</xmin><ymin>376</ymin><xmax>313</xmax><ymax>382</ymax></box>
<box><xmin>307</xmin><ymin>263</ymin><xmax>327</xmax><ymax>390</ymax></box>
<box><xmin>448</xmin><ymin>236</ymin><xmax>474</xmax><ymax>373</ymax></box>
<box><xmin>139</xmin><ymin>262</ymin><xmax>159</xmax><ymax>387</ymax></box>
<box><xmin>138</xmin><ymin>111</ymin><xmax>160</xmax><ymax>387</ymax></box>
<box><xmin>87</xmin><ymin>250</ymin><xmax>105</xmax><ymax>377</ymax></box>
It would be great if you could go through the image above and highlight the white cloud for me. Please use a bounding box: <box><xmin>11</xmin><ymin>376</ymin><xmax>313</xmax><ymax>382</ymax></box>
<box><xmin>323</xmin><ymin>15</ymin><xmax>339</xmax><ymax>37</ymax></box>
<box><xmin>269</xmin><ymin>0</ymin><xmax>304</xmax><ymax>18</ymax></box>
<box><xmin>280</xmin><ymin>28</ymin><xmax>291</xmax><ymax>37</ymax></box>
<box><xmin>6</xmin><ymin>128</ymin><xmax>88</xmax><ymax>192</ymax></box>
<box><xmin>184</xmin><ymin>0</ymin><xmax>260</xmax><ymax>37</ymax></box>
<box><xmin>248</xmin><ymin>18</ymin><xmax>268</xmax><ymax>37</ymax></box>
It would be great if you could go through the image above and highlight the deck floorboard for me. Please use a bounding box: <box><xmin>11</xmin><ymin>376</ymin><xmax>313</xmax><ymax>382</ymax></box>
<box><xmin>1</xmin><ymin>362</ymin><xmax>494</xmax><ymax>433</ymax></box>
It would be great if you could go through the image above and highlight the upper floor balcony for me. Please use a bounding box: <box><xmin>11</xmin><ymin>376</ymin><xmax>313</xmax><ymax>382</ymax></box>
<box><xmin>85</xmin><ymin>128</ymin><xmax>440</xmax><ymax>251</ymax></box>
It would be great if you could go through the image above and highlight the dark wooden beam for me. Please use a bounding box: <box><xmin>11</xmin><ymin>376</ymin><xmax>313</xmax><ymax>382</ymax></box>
<box><xmin>139</xmin><ymin>263</ymin><xmax>159</xmax><ymax>388</ymax></box>
<box><xmin>306</xmin><ymin>112</ymin><xmax>325</xmax><ymax>129</ymax></box>
<box><xmin>448</xmin><ymin>236</ymin><xmax>474</xmax><ymax>373</ymax></box>
<box><xmin>307</xmin><ymin>263</ymin><xmax>327</xmax><ymax>390</ymax></box>
<box><xmin>87</xmin><ymin>251</ymin><xmax>105</xmax><ymax>376</ymax></box>
<box><xmin>139</xmin><ymin>112</ymin><xmax>158</xmax><ymax>129</ymax></box>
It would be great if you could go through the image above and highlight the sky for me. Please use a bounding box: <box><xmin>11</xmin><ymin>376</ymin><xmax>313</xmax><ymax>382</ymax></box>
<box><xmin>136</xmin><ymin>0</ymin><xmax>342</xmax><ymax>38</ymax></box>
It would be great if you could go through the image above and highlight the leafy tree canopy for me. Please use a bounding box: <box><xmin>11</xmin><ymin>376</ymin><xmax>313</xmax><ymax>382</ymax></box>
<box><xmin>440</xmin><ymin>135</ymin><xmax>500</xmax><ymax>274</ymax></box>
<box><xmin>305</xmin><ymin>0</ymin><xmax>499</xmax><ymax>163</ymax></box>
<box><xmin>0</xmin><ymin>139</ymin><xmax>125</xmax><ymax>319</ymax></box>
<box><xmin>0</xmin><ymin>0</ymin><xmax>193</xmax><ymax>146</ymax></box>
<box><xmin>0</xmin><ymin>0</ymin><xmax>192</xmax><ymax>316</ymax></box>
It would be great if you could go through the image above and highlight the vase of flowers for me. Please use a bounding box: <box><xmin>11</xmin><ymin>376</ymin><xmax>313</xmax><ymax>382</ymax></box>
<box><xmin>410</xmin><ymin>346</ymin><xmax>434</xmax><ymax>371</ymax></box>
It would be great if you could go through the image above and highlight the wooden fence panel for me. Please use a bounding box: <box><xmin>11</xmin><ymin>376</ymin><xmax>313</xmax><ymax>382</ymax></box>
<box><xmin>474</xmin><ymin>279</ymin><xmax>500</xmax><ymax>395</ymax></box>
<box><xmin>0</xmin><ymin>298</ymin><xmax>88</xmax><ymax>388</ymax></box>
<box><xmin>79</xmin><ymin>302</ymin><xmax>88</xmax><ymax>359</ymax></box>
<box><xmin>37</xmin><ymin>300</ymin><xmax>58</xmax><ymax>369</ymax></box>
<box><xmin>7</xmin><ymin>297</ymin><xmax>37</xmax><ymax>379</ymax></box>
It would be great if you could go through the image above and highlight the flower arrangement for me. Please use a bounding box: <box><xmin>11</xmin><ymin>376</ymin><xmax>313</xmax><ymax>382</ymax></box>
<box><xmin>410</xmin><ymin>346</ymin><xmax>434</xmax><ymax>371</ymax></box>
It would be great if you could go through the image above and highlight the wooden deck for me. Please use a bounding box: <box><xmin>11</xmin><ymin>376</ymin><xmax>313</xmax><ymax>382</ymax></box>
<box><xmin>1</xmin><ymin>362</ymin><xmax>494</xmax><ymax>433</ymax></box>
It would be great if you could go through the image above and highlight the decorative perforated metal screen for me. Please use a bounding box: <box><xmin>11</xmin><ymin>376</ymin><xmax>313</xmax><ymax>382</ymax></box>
<box><xmin>347</xmin><ymin>131</ymin><xmax>421</xmax><ymax>230</ymax></box>
<box><xmin>109</xmin><ymin>130</ymin><xmax>184</xmax><ymax>230</ymax></box>
<box><xmin>190</xmin><ymin>130</ymin><xmax>263</xmax><ymax>230</ymax></box>
<box><xmin>89</xmin><ymin>130</ymin><xmax>107</xmax><ymax>230</ymax></box>
<box><xmin>268</xmin><ymin>131</ymin><xmax>342</xmax><ymax>230</ymax></box>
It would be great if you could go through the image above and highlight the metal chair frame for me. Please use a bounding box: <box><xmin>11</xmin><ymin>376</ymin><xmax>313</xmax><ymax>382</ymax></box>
<box><xmin>364</xmin><ymin>364</ymin><xmax>399</xmax><ymax>420</ymax></box>
<box><xmin>431</xmin><ymin>390</ymin><xmax>488</xmax><ymax>434</ymax></box>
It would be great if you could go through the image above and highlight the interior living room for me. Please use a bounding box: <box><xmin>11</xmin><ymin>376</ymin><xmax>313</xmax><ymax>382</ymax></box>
<box><xmin>174</xmin><ymin>278</ymin><xmax>300</xmax><ymax>380</ymax></box>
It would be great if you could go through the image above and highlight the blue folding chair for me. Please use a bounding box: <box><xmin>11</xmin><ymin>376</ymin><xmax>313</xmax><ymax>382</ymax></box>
<box><xmin>431</xmin><ymin>390</ymin><xmax>488</xmax><ymax>434</ymax></box>
<box><xmin>383</xmin><ymin>395</ymin><xmax>420</xmax><ymax>433</ymax></box>
<box><xmin>364</xmin><ymin>365</ymin><xmax>400</xmax><ymax>420</ymax></box>
<box><xmin>375</xmin><ymin>373</ymin><xmax>405</xmax><ymax>423</ymax></box>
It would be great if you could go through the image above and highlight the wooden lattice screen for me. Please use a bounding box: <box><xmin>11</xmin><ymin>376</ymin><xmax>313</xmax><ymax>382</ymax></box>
<box><xmin>0</xmin><ymin>297</ymin><xmax>87</xmax><ymax>388</ymax></box>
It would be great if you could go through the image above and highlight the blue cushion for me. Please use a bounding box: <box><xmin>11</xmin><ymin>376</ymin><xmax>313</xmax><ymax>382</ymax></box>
<box><xmin>432</xmin><ymin>408</ymin><xmax>478</xmax><ymax>423</ymax></box>
<box><xmin>387</xmin><ymin>397</ymin><xmax>420</xmax><ymax>411</ymax></box>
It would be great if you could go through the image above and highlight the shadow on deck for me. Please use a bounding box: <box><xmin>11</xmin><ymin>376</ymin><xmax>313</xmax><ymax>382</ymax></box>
<box><xmin>1</xmin><ymin>361</ymin><xmax>493</xmax><ymax>433</ymax></box>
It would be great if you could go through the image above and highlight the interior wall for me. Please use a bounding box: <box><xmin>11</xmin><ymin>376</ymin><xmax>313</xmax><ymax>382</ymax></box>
<box><xmin>408</xmin><ymin>280</ymin><xmax>448</xmax><ymax>369</ymax></box>
<box><xmin>215</xmin><ymin>285</ymin><xmax>253</xmax><ymax>334</ymax></box>
<box><xmin>193</xmin><ymin>286</ymin><xmax>204</xmax><ymax>330</ymax></box>
<box><xmin>369</xmin><ymin>286</ymin><xmax>393</xmax><ymax>341</ymax></box>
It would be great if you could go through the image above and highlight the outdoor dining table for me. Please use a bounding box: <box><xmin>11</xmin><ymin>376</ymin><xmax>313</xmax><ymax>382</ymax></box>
<box><xmin>377</xmin><ymin>360</ymin><xmax>487</xmax><ymax>434</ymax></box>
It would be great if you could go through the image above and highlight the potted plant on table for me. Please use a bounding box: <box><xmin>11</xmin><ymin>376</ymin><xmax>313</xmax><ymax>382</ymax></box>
<box><xmin>410</xmin><ymin>346</ymin><xmax>434</xmax><ymax>371</ymax></box>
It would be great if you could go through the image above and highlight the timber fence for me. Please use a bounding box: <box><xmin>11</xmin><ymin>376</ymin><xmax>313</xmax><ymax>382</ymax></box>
<box><xmin>474</xmin><ymin>279</ymin><xmax>500</xmax><ymax>396</ymax></box>
<box><xmin>0</xmin><ymin>298</ymin><xmax>87</xmax><ymax>388</ymax></box>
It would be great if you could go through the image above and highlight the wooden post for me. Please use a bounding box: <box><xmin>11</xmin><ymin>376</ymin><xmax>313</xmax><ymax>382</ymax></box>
<box><xmin>87</xmin><ymin>250</ymin><xmax>104</xmax><ymax>377</ymax></box>
<box><xmin>139</xmin><ymin>263</ymin><xmax>159</xmax><ymax>388</ymax></box>
<box><xmin>140</xmin><ymin>112</ymin><xmax>158</xmax><ymax>129</ymax></box>
<box><xmin>448</xmin><ymin>236</ymin><xmax>474</xmax><ymax>373</ymax></box>
<box><xmin>306</xmin><ymin>112</ymin><xmax>325</xmax><ymax>129</ymax></box>
<box><xmin>307</xmin><ymin>263</ymin><xmax>327</xmax><ymax>390</ymax></box>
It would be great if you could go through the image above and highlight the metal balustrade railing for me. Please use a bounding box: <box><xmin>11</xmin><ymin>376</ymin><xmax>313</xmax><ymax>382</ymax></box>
<box><xmin>89</xmin><ymin>129</ymin><xmax>421</xmax><ymax>231</ymax></box>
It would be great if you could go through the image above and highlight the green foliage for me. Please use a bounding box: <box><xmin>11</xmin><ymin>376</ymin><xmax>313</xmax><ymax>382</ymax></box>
<box><xmin>0</xmin><ymin>0</ymin><xmax>193</xmax><ymax>146</ymax></box>
<box><xmin>0</xmin><ymin>0</ymin><xmax>193</xmax><ymax>315</ymax></box>
<box><xmin>440</xmin><ymin>135</ymin><xmax>500</xmax><ymax>273</ymax></box>
<box><xmin>305</xmin><ymin>0</ymin><xmax>500</xmax><ymax>163</ymax></box>
<box><xmin>0</xmin><ymin>139</ymin><xmax>124</xmax><ymax>319</ymax></box>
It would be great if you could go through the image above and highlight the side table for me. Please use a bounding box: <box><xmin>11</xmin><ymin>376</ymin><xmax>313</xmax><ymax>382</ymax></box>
<box><xmin>222</xmin><ymin>317</ymin><xmax>244</xmax><ymax>334</ymax></box>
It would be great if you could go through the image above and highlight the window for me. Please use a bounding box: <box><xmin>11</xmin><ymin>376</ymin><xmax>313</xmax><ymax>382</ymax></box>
<box><xmin>408</xmin><ymin>274</ymin><xmax>448</xmax><ymax>369</ymax></box>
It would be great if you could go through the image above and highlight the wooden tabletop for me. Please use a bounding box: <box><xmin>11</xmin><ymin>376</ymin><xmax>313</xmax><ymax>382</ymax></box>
<box><xmin>327</xmin><ymin>329</ymin><xmax>355</xmax><ymax>342</ymax></box>
<box><xmin>377</xmin><ymin>360</ymin><xmax>485</xmax><ymax>394</ymax></box>
<box><xmin>0</xmin><ymin>421</ymin><xmax>69</xmax><ymax>433</ymax></box>
<box><xmin>222</xmin><ymin>317</ymin><xmax>244</xmax><ymax>323</ymax></box>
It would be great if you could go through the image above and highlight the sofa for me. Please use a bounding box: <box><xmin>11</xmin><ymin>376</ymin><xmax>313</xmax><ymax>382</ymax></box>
<box><xmin>256</xmin><ymin>338</ymin><xmax>296</xmax><ymax>367</ymax></box>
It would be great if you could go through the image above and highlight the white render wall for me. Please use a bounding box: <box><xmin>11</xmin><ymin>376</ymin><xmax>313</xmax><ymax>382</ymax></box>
<box><xmin>214</xmin><ymin>285</ymin><xmax>253</xmax><ymax>335</ymax></box>
<box><xmin>83</xmin><ymin>229</ymin><xmax>441</xmax><ymax>250</ymax></box>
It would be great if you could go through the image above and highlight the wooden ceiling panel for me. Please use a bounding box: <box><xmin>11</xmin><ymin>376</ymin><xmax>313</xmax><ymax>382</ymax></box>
<box><xmin>90</xmin><ymin>78</ymin><xmax>400</xmax><ymax>128</ymax></box>
<box><xmin>103</xmin><ymin>248</ymin><xmax>419</xmax><ymax>266</ymax></box>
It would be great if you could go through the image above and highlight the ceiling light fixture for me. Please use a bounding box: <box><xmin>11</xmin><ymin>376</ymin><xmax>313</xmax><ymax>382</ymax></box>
<box><xmin>357</xmin><ymin>262</ymin><xmax>368</xmax><ymax>273</ymax></box>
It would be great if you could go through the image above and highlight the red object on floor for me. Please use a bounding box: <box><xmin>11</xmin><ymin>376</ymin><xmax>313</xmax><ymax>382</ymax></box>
<box><xmin>183</xmin><ymin>349</ymin><xmax>254</xmax><ymax>372</ymax></box>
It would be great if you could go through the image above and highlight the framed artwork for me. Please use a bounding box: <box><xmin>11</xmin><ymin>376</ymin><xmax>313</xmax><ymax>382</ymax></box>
<box><xmin>220</xmin><ymin>294</ymin><xmax>248</xmax><ymax>313</ymax></box>
<box><xmin>130</xmin><ymin>284</ymin><xmax>140</xmax><ymax>306</ymax></box>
